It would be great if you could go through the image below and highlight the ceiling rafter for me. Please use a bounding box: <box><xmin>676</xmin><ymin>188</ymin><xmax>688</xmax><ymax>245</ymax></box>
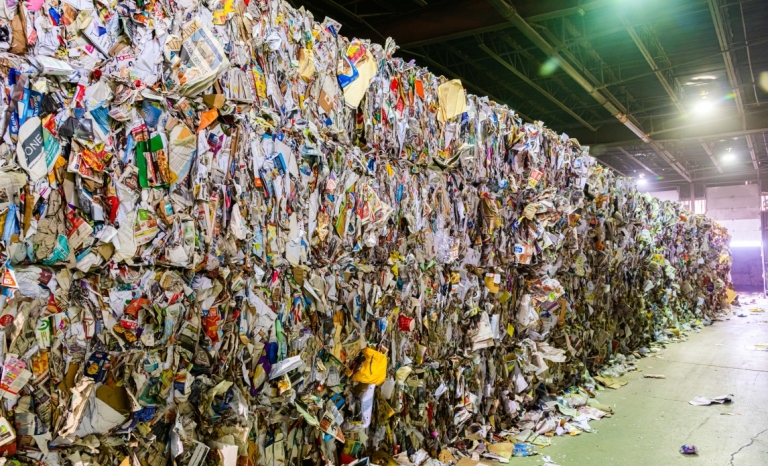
<box><xmin>498</xmin><ymin>36</ymin><xmax>607</xmax><ymax>123</ymax></box>
<box><xmin>446</xmin><ymin>47</ymin><xmax>570</xmax><ymax>126</ymax></box>
<box><xmin>397</xmin><ymin>3</ymin><xmax>708</xmax><ymax>51</ymax></box>
<box><xmin>557</xmin><ymin>18</ymin><xmax>650</xmax><ymax>121</ymax></box>
<box><xmin>485</xmin><ymin>0</ymin><xmax>692</xmax><ymax>182</ymax></box>
<box><xmin>700</xmin><ymin>140</ymin><xmax>725</xmax><ymax>173</ymax></box>
<box><xmin>617</xmin><ymin>148</ymin><xmax>659</xmax><ymax>177</ymax></box>
<box><xmin>623</xmin><ymin>20</ymin><xmax>687</xmax><ymax>115</ymax></box>
<box><xmin>525</xmin><ymin>0</ymin><xmax>614</xmax><ymax>23</ymax></box>
<box><xmin>401</xmin><ymin>48</ymin><xmax>535</xmax><ymax>122</ymax></box>
<box><xmin>707</xmin><ymin>0</ymin><xmax>759</xmax><ymax>171</ymax></box>
<box><xmin>560</xmin><ymin>19</ymin><xmax>695</xmax><ymax>181</ymax></box>
<box><xmin>403</xmin><ymin>45</ymin><xmax>573</xmax><ymax>125</ymax></box>
<box><xmin>476</xmin><ymin>37</ymin><xmax>598</xmax><ymax>131</ymax></box>
<box><xmin>617</xmin><ymin>15</ymin><xmax>729</xmax><ymax>178</ymax></box>
<box><xmin>596</xmin><ymin>157</ymin><xmax>624</xmax><ymax>175</ymax></box>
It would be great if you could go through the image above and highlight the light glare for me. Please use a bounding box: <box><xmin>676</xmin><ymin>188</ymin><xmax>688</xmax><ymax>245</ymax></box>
<box><xmin>694</xmin><ymin>99</ymin><xmax>714</xmax><ymax>114</ymax></box>
<box><xmin>730</xmin><ymin>240</ymin><xmax>761</xmax><ymax>248</ymax></box>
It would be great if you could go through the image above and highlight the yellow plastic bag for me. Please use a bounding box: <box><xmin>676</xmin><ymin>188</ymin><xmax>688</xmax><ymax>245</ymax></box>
<box><xmin>352</xmin><ymin>347</ymin><xmax>387</xmax><ymax>386</ymax></box>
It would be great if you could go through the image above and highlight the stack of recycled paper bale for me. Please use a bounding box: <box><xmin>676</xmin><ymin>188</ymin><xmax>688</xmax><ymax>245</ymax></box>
<box><xmin>0</xmin><ymin>0</ymin><xmax>731</xmax><ymax>465</ymax></box>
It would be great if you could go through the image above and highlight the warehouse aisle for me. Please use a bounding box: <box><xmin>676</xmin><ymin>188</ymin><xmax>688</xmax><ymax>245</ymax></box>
<box><xmin>520</xmin><ymin>303</ymin><xmax>768</xmax><ymax>466</ymax></box>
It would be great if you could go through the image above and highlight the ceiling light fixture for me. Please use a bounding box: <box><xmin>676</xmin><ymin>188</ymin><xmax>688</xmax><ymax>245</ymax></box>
<box><xmin>693</xmin><ymin>89</ymin><xmax>714</xmax><ymax>115</ymax></box>
<box><xmin>722</xmin><ymin>147</ymin><xmax>735</xmax><ymax>163</ymax></box>
<box><xmin>694</xmin><ymin>99</ymin><xmax>714</xmax><ymax>114</ymax></box>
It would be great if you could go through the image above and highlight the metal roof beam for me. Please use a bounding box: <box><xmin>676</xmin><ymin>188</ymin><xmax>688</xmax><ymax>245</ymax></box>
<box><xmin>526</xmin><ymin>0</ymin><xmax>614</xmax><ymax>23</ymax></box>
<box><xmin>619</xmin><ymin>20</ymin><xmax>726</xmax><ymax>177</ymax></box>
<box><xmin>554</xmin><ymin>18</ymin><xmax>694</xmax><ymax>181</ymax></box>
<box><xmin>647</xmin><ymin>111</ymin><xmax>768</xmax><ymax>138</ymax></box>
<box><xmin>651</xmin><ymin>168</ymin><xmax>768</xmax><ymax>185</ymax></box>
<box><xmin>589</xmin><ymin>126</ymin><xmax>768</xmax><ymax>147</ymax></box>
<box><xmin>596</xmin><ymin>158</ymin><xmax>624</xmax><ymax>175</ymax></box>
<box><xmin>707</xmin><ymin>0</ymin><xmax>758</xmax><ymax>170</ymax></box>
<box><xmin>498</xmin><ymin>36</ymin><xmax>607</xmax><ymax>124</ymax></box>
<box><xmin>592</xmin><ymin>36</ymin><xmax>768</xmax><ymax>91</ymax></box>
<box><xmin>623</xmin><ymin>20</ymin><xmax>687</xmax><ymax>115</ymax></box>
<box><xmin>708</xmin><ymin>0</ymin><xmax>744</xmax><ymax>115</ymax></box>
<box><xmin>647</xmin><ymin>142</ymin><xmax>692</xmax><ymax>182</ymax></box>
<box><xmin>398</xmin><ymin>4</ymin><xmax>701</xmax><ymax>50</ymax></box>
<box><xmin>312</xmin><ymin>0</ymin><xmax>388</xmax><ymax>41</ymax></box>
<box><xmin>617</xmin><ymin>148</ymin><xmax>658</xmax><ymax>177</ymax></box>
<box><xmin>376</xmin><ymin>0</ymin><xmax>616</xmax><ymax>48</ymax></box>
<box><xmin>485</xmin><ymin>0</ymin><xmax>692</xmax><ymax>182</ymax></box>
<box><xmin>402</xmin><ymin>24</ymin><xmax>512</xmax><ymax>48</ymax></box>
<box><xmin>557</xmin><ymin>18</ymin><xmax>649</xmax><ymax>123</ymax></box>
<box><xmin>746</xmin><ymin>133</ymin><xmax>759</xmax><ymax>170</ymax></box>
<box><xmin>402</xmin><ymin>48</ymin><xmax>534</xmax><ymax>122</ymax></box>
<box><xmin>404</xmin><ymin>46</ymin><xmax>571</xmax><ymax>125</ymax></box>
<box><xmin>737</xmin><ymin>2</ymin><xmax>760</xmax><ymax>106</ymax></box>
<box><xmin>700</xmin><ymin>140</ymin><xmax>725</xmax><ymax>173</ymax></box>
<box><xmin>484</xmin><ymin>1</ymin><xmax>629</xmax><ymax>123</ymax></box>
<box><xmin>476</xmin><ymin>40</ymin><xmax>597</xmax><ymax>131</ymax></box>
<box><xmin>444</xmin><ymin>47</ymin><xmax>565</xmax><ymax>125</ymax></box>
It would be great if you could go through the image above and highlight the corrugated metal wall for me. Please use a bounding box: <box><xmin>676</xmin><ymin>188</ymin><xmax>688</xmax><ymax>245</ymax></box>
<box><xmin>706</xmin><ymin>185</ymin><xmax>762</xmax><ymax>291</ymax></box>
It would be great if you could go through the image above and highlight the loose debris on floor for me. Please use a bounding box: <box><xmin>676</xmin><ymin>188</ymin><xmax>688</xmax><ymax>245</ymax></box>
<box><xmin>680</xmin><ymin>444</ymin><xmax>698</xmax><ymax>455</ymax></box>
<box><xmin>689</xmin><ymin>395</ymin><xmax>734</xmax><ymax>406</ymax></box>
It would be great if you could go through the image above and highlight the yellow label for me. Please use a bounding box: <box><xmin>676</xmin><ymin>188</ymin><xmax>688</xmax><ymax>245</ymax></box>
<box><xmin>253</xmin><ymin>67</ymin><xmax>267</xmax><ymax>99</ymax></box>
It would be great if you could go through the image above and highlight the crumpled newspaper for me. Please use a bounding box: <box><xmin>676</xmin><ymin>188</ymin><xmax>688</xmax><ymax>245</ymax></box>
<box><xmin>0</xmin><ymin>0</ymin><xmax>732</xmax><ymax>465</ymax></box>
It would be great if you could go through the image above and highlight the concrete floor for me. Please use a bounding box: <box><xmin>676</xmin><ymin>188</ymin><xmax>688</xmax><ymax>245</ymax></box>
<box><xmin>518</xmin><ymin>302</ymin><xmax>768</xmax><ymax>466</ymax></box>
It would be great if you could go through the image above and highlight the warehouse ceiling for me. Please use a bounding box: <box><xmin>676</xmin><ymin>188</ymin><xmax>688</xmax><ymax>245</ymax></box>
<box><xmin>290</xmin><ymin>0</ymin><xmax>768</xmax><ymax>193</ymax></box>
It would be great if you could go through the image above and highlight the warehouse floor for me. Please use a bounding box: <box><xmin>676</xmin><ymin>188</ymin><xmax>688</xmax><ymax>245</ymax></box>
<box><xmin>518</xmin><ymin>300</ymin><xmax>768</xmax><ymax>466</ymax></box>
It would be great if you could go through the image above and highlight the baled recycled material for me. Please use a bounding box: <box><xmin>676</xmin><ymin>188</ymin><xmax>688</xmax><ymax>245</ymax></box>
<box><xmin>0</xmin><ymin>0</ymin><xmax>732</xmax><ymax>465</ymax></box>
<box><xmin>437</xmin><ymin>79</ymin><xmax>467</xmax><ymax>122</ymax></box>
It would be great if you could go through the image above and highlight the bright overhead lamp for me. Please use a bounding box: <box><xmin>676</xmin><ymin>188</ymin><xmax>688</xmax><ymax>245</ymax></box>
<box><xmin>693</xmin><ymin>98</ymin><xmax>714</xmax><ymax>115</ymax></box>
<box><xmin>722</xmin><ymin>148</ymin><xmax>735</xmax><ymax>163</ymax></box>
<box><xmin>691</xmin><ymin>87</ymin><xmax>716</xmax><ymax>115</ymax></box>
<box><xmin>637</xmin><ymin>178</ymin><xmax>648</xmax><ymax>186</ymax></box>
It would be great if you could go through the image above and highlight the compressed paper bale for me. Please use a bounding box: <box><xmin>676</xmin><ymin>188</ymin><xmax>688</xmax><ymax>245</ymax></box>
<box><xmin>0</xmin><ymin>1</ymin><xmax>733</xmax><ymax>465</ymax></box>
